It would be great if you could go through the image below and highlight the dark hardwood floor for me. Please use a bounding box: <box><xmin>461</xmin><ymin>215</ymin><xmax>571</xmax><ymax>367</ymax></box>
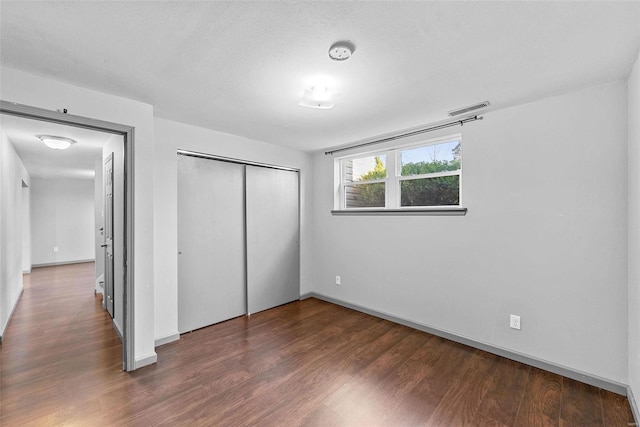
<box><xmin>0</xmin><ymin>262</ymin><xmax>635</xmax><ymax>426</ymax></box>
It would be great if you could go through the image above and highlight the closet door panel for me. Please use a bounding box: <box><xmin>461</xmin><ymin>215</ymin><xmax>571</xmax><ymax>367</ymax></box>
<box><xmin>246</xmin><ymin>166</ymin><xmax>300</xmax><ymax>314</ymax></box>
<box><xmin>177</xmin><ymin>155</ymin><xmax>246</xmax><ymax>333</ymax></box>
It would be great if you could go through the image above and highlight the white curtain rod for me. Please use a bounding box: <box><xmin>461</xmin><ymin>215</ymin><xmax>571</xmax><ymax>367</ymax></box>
<box><xmin>324</xmin><ymin>115</ymin><xmax>483</xmax><ymax>156</ymax></box>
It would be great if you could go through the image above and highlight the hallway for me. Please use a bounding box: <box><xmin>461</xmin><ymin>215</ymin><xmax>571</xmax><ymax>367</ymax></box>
<box><xmin>0</xmin><ymin>262</ymin><xmax>124</xmax><ymax>424</ymax></box>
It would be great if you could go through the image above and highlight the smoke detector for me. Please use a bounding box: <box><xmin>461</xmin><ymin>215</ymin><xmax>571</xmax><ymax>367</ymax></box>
<box><xmin>328</xmin><ymin>41</ymin><xmax>355</xmax><ymax>61</ymax></box>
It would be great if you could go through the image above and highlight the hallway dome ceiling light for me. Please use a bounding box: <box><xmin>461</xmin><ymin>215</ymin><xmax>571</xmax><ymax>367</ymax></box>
<box><xmin>36</xmin><ymin>135</ymin><xmax>77</xmax><ymax>150</ymax></box>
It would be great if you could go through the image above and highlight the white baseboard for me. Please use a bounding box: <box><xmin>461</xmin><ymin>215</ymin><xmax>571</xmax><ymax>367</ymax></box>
<box><xmin>32</xmin><ymin>259</ymin><xmax>95</xmax><ymax>268</ymax></box>
<box><xmin>301</xmin><ymin>292</ymin><xmax>629</xmax><ymax>396</ymax></box>
<box><xmin>629</xmin><ymin>386</ymin><xmax>640</xmax><ymax>426</ymax></box>
<box><xmin>134</xmin><ymin>353</ymin><xmax>158</xmax><ymax>369</ymax></box>
<box><xmin>155</xmin><ymin>332</ymin><xmax>180</xmax><ymax>348</ymax></box>
<box><xmin>0</xmin><ymin>288</ymin><xmax>24</xmax><ymax>343</ymax></box>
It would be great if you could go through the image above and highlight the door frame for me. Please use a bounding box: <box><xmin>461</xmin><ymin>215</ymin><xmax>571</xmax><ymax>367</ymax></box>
<box><xmin>0</xmin><ymin>100</ymin><xmax>135</xmax><ymax>371</ymax></box>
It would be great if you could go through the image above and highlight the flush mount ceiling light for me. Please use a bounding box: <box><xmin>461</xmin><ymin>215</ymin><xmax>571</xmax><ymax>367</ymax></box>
<box><xmin>36</xmin><ymin>135</ymin><xmax>77</xmax><ymax>150</ymax></box>
<box><xmin>298</xmin><ymin>84</ymin><xmax>339</xmax><ymax>109</ymax></box>
<box><xmin>298</xmin><ymin>40</ymin><xmax>353</xmax><ymax>109</ymax></box>
<box><xmin>328</xmin><ymin>41</ymin><xmax>355</xmax><ymax>61</ymax></box>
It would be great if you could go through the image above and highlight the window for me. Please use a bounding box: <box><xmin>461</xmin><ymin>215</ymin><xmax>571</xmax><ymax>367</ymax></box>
<box><xmin>336</xmin><ymin>136</ymin><xmax>462</xmax><ymax>211</ymax></box>
<box><xmin>343</xmin><ymin>153</ymin><xmax>387</xmax><ymax>208</ymax></box>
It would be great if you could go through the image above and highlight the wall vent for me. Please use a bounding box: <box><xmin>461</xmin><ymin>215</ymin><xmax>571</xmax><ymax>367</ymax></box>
<box><xmin>447</xmin><ymin>101</ymin><xmax>490</xmax><ymax>117</ymax></box>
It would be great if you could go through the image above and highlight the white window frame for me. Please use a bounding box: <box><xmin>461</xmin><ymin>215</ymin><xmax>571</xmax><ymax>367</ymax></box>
<box><xmin>335</xmin><ymin>134</ymin><xmax>463</xmax><ymax>211</ymax></box>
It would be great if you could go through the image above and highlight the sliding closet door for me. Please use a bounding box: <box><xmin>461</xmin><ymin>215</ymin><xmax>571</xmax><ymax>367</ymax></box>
<box><xmin>177</xmin><ymin>155</ymin><xmax>246</xmax><ymax>333</ymax></box>
<box><xmin>246</xmin><ymin>166</ymin><xmax>300</xmax><ymax>314</ymax></box>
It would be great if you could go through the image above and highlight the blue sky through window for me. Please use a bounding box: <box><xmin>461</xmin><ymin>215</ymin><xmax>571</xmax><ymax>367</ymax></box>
<box><xmin>349</xmin><ymin>140</ymin><xmax>460</xmax><ymax>181</ymax></box>
<box><xmin>401</xmin><ymin>140</ymin><xmax>459</xmax><ymax>166</ymax></box>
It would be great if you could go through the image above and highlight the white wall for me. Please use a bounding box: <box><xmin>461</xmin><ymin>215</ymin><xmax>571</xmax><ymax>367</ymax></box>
<box><xmin>0</xmin><ymin>130</ymin><xmax>31</xmax><ymax>338</ymax></box>
<box><xmin>153</xmin><ymin>118</ymin><xmax>313</xmax><ymax>344</ymax></box>
<box><xmin>0</xmin><ymin>67</ymin><xmax>156</xmax><ymax>367</ymax></box>
<box><xmin>628</xmin><ymin>51</ymin><xmax>640</xmax><ymax>403</ymax></box>
<box><xmin>94</xmin><ymin>158</ymin><xmax>104</xmax><ymax>292</ymax></box>
<box><xmin>311</xmin><ymin>81</ymin><xmax>628</xmax><ymax>384</ymax></box>
<box><xmin>31</xmin><ymin>178</ymin><xmax>95</xmax><ymax>266</ymax></box>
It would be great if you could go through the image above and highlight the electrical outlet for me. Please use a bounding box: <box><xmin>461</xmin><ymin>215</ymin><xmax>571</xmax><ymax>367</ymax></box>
<box><xmin>510</xmin><ymin>314</ymin><xmax>521</xmax><ymax>330</ymax></box>
<box><xmin>53</xmin><ymin>246</ymin><xmax>59</xmax><ymax>253</ymax></box>
<box><xmin>335</xmin><ymin>276</ymin><xmax>341</xmax><ymax>285</ymax></box>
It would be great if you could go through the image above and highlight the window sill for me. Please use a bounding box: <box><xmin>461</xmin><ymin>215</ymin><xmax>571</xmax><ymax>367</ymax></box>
<box><xmin>331</xmin><ymin>207</ymin><xmax>467</xmax><ymax>216</ymax></box>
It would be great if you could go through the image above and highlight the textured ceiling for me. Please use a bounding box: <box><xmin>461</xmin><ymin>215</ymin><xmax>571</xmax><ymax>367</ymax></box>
<box><xmin>1</xmin><ymin>1</ymin><xmax>639</xmax><ymax>152</ymax></box>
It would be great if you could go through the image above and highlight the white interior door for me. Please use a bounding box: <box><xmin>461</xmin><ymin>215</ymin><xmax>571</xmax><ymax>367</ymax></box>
<box><xmin>177</xmin><ymin>155</ymin><xmax>246</xmax><ymax>333</ymax></box>
<box><xmin>246</xmin><ymin>166</ymin><xmax>300</xmax><ymax>314</ymax></box>
<box><xmin>104</xmin><ymin>153</ymin><xmax>114</xmax><ymax>318</ymax></box>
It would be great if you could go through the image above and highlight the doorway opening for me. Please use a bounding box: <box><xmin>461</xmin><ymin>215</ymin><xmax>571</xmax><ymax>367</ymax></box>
<box><xmin>0</xmin><ymin>100</ymin><xmax>135</xmax><ymax>370</ymax></box>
